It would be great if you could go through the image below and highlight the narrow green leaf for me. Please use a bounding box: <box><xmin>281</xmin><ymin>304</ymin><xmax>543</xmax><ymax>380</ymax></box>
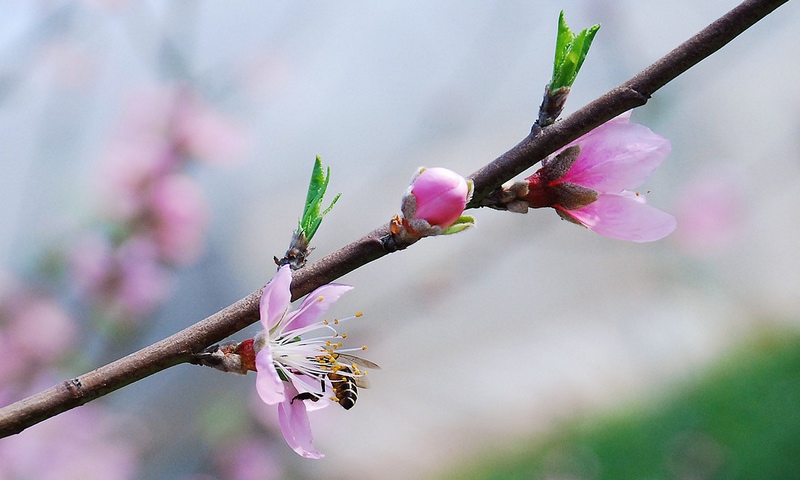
<box><xmin>297</xmin><ymin>156</ymin><xmax>340</xmax><ymax>241</ymax></box>
<box><xmin>550</xmin><ymin>11</ymin><xmax>601</xmax><ymax>90</ymax></box>
<box><xmin>553</xmin><ymin>11</ymin><xmax>573</xmax><ymax>72</ymax></box>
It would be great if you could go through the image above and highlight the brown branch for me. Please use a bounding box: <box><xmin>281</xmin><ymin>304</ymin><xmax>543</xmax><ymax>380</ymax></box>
<box><xmin>0</xmin><ymin>0</ymin><xmax>788</xmax><ymax>439</ymax></box>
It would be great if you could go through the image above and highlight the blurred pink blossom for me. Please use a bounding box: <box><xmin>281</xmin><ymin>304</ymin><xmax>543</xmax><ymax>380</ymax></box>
<box><xmin>38</xmin><ymin>41</ymin><xmax>97</xmax><ymax>90</ymax></box>
<box><xmin>672</xmin><ymin>171</ymin><xmax>744</xmax><ymax>255</ymax></box>
<box><xmin>148</xmin><ymin>174</ymin><xmax>209</xmax><ymax>265</ymax></box>
<box><xmin>114</xmin><ymin>237</ymin><xmax>172</xmax><ymax>316</ymax></box>
<box><xmin>72</xmin><ymin>84</ymin><xmax>248</xmax><ymax>322</ymax></box>
<box><xmin>69</xmin><ymin>233</ymin><xmax>114</xmax><ymax>296</ymax></box>
<box><xmin>0</xmin><ymin>389</ymin><xmax>139</xmax><ymax>480</ymax></box>
<box><xmin>69</xmin><ymin>235</ymin><xmax>171</xmax><ymax>320</ymax></box>
<box><xmin>172</xmin><ymin>93</ymin><xmax>250</xmax><ymax>166</ymax></box>
<box><xmin>0</xmin><ymin>281</ymin><xmax>76</xmax><ymax>386</ymax></box>
<box><xmin>5</xmin><ymin>296</ymin><xmax>76</xmax><ymax>365</ymax></box>
<box><xmin>214</xmin><ymin>435</ymin><xmax>284</xmax><ymax>480</ymax></box>
<box><xmin>95</xmin><ymin>143</ymin><xmax>170</xmax><ymax>222</ymax></box>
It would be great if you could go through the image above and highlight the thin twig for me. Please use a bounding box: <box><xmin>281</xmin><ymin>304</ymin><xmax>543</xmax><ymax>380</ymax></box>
<box><xmin>0</xmin><ymin>0</ymin><xmax>788</xmax><ymax>439</ymax></box>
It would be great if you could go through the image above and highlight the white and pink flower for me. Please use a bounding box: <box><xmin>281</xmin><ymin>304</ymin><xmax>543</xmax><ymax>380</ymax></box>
<box><xmin>253</xmin><ymin>265</ymin><xmax>370</xmax><ymax>459</ymax></box>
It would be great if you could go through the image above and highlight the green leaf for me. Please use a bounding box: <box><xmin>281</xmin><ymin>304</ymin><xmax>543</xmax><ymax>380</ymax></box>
<box><xmin>550</xmin><ymin>11</ymin><xmax>600</xmax><ymax>90</ymax></box>
<box><xmin>298</xmin><ymin>156</ymin><xmax>341</xmax><ymax>241</ymax></box>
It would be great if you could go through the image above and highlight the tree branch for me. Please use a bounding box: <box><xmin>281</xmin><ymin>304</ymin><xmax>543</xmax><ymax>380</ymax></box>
<box><xmin>0</xmin><ymin>0</ymin><xmax>787</xmax><ymax>439</ymax></box>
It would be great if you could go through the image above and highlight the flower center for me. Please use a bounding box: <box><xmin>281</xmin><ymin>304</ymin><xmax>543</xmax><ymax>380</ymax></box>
<box><xmin>271</xmin><ymin>311</ymin><xmax>370</xmax><ymax>395</ymax></box>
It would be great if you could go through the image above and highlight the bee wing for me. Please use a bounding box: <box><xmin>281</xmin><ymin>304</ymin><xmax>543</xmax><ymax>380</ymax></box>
<box><xmin>337</xmin><ymin>353</ymin><xmax>381</xmax><ymax>370</ymax></box>
<box><xmin>353</xmin><ymin>375</ymin><xmax>371</xmax><ymax>389</ymax></box>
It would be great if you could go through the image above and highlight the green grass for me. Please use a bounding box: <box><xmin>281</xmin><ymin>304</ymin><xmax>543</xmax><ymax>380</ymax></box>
<box><xmin>442</xmin><ymin>329</ymin><xmax>800</xmax><ymax>480</ymax></box>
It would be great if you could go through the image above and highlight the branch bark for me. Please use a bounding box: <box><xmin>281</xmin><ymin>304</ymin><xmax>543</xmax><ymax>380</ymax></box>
<box><xmin>0</xmin><ymin>0</ymin><xmax>788</xmax><ymax>439</ymax></box>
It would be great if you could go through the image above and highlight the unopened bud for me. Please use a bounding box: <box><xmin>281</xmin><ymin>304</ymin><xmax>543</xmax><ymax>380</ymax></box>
<box><xmin>393</xmin><ymin>167</ymin><xmax>474</xmax><ymax>241</ymax></box>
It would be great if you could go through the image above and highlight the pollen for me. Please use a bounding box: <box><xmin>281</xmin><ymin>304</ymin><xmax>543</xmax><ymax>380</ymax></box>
<box><xmin>317</xmin><ymin>296</ymin><xmax>324</xmax><ymax>302</ymax></box>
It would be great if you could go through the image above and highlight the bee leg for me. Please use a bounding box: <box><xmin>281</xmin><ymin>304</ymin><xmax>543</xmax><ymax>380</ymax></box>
<box><xmin>291</xmin><ymin>392</ymin><xmax>321</xmax><ymax>404</ymax></box>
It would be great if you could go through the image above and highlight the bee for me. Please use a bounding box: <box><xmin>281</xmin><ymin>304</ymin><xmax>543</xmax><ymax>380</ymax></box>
<box><xmin>292</xmin><ymin>353</ymin><xmax>380</xmax><ymax>410</ymax></box>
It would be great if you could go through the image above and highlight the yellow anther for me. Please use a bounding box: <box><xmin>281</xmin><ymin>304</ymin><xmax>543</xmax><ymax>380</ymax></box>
<box><xmin>323</xmin><ymin>319</ymin><xmax>329</xmax><ymax>325</ymax></box>
<box><xmin>361</xmin><ymin>346</ymin><xmax>367</xmax><ymax>350</ymax></box>
<box><xmin>334</xmin><ymin>319</ymin><xmax>339</xmax><ymax>324</ymax></box>
<box><xmin>355</xmin><ymin>311</ymin><xmax>363</xmax><ymax>317</ymax></box>
<box><xmin>341</xmin><ymin>333</ymin><xmax>347</xmax><ymax>339</ymax></box>
<box><xmin>317</xmin><ymin>296</ymin><xmax>324</xmax><ymax>302</ymax></box>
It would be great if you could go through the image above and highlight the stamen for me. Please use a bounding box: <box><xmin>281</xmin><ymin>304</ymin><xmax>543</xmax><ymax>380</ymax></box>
<box><xmin>355</xmin><ymin>311</ymin><xmax>363</xmax><ymax>317</ymax></box>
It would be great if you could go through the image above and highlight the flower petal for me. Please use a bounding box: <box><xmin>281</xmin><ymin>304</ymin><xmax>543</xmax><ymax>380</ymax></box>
<box><xmin>260</xmin><ymin>265</ymin><xmax>292</xmax><ymax>331</ymax></box>
<box><xmin>565</xmin><ymin>193</ymin><xmax>677</xmax><ymax>242</ymax></box>
<box><xmin>277</xmin><ymin>382</ymin><xmax>324</xmax><ymax>459</ymax></box>
<box><xmin>563</xmin><ymin>116</ymin><xmax>671</xmax><ymax>192</ymax></box>
<box><xmin>255</xmin><ymin>347</ymin><xmax>286</xmax><ymax>405</ymax></box>
<box><xmin>282</xmin><ymin>283</ymin><xmax>353</xmax><ymax>332</ymax></box>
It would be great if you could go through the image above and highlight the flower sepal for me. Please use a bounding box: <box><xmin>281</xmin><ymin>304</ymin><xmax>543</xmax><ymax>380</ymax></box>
<box><xmin>441</xmin><ymin>215</ymin><xmax>475</xmax><ymax>235</ymax></box>
<box><xmin>193</xmin><ymin>338</ymin><xmax>256</xmax><ymax>375</ymax></box>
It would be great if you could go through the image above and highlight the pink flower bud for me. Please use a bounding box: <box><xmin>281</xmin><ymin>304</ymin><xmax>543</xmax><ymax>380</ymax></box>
<box><xmin>402</xmin><ymin>167</ymin><xmax>471</xmax><ymax>230</ymax></box>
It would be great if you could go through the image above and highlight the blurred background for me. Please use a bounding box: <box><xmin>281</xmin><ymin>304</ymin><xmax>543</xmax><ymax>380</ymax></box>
<box><xmin>1</xmin><ymin>1</ymin><xmax>799</xmax><ymax>479</ymax></box>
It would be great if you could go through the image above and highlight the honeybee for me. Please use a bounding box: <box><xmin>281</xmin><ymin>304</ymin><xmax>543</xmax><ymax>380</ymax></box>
<box><xmin>292</xmin><ymin>353</ymin><xmax>380</xmax><ymax>410</ymax></box>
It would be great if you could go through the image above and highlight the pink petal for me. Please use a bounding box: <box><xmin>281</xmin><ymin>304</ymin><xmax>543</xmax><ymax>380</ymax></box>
<box><xmin>282</xmin><ymin>283</ymin><xmax>352</xmax><ymax>332</ymax></box>
<box><xmin>255</xmin><ymin>348</ymin><xmax>285</xmax><ymax>405</ymax></box>
<box><xmin>563</xmin><ymin>116</ymin><xmax>671</xmax><ymax>193</ymax></box>
<box><xmin>259</xmin><ymin>265</ymin><xmax>292</xmax><ymax>331</ymax></box>
<box><xmin>277</xmin><ymin>382</ymin><xmax>324</xmax><ymax>459</ymax></box>
<box><xmin>566</xmin><ymin>193</ymin><xmax>677</xmax><ymax>242</ymax></box>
